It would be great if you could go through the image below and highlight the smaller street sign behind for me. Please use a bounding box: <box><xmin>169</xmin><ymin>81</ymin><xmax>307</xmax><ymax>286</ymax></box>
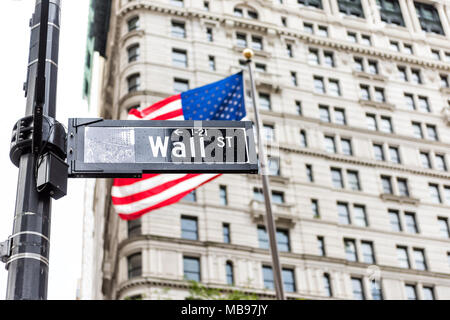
<box><xmin>67</xmin><ymin>119</ymin><xmax>258</xmax><ymax>178</ymax></box>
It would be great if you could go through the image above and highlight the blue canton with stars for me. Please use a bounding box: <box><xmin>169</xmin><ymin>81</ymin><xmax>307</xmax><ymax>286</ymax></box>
<box><xmin>181</xmin><ymin>72</ymin><xmax>246</xmax><ymax>121</ymax></box>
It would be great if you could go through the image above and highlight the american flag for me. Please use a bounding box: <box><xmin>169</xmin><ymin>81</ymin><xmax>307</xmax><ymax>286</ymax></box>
<box><xmin>112</xmin><ymin>72</ymin><xmax>246</xmax><ymax>220</ymax></box>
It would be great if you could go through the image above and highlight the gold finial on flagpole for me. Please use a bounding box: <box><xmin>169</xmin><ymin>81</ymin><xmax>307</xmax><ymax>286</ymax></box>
<box><xmin>243</xmin><ymin>48</ymin><xmax>254</xmax><ymax>60</ymax></box>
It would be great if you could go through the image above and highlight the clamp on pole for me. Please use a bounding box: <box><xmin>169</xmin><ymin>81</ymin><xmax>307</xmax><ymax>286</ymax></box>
<box><xmin>0</xmin><ymin>238</ymin><xmax>11</xmax><ymax>265</ymax></box>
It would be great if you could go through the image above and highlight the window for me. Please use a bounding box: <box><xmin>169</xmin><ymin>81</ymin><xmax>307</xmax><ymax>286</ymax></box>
<box><xmin>234</xmin><ymin>8</ymin><xmax>243</xmax><ymax>17</ymax></box>
<box><xmin>226</xmin><ymin>261</ymin><xmax>234</xmax><ymax>285</ymax></box>
<box><xmin>258</xmin><ymin>226</ymin><xmax>290</xmax><ymax>252</ymax></box>
<box><xmin>431</xmin><ymin>49</ymin><xmax>440</xmax><ymax>60</ymax></box>
<box><xmin>373</xmin><ymin>144</ymin><xmax>385</xmax><ymax>161</ymax></box>
<box><xmin>253</xmin><ymin>188</ymin><xmax>264</xmax><ymax>202</ymax></box>
<box><xmin>317</xmin><ymin>25</ymin><xmax>328</xmax><ymax>37</ymax></box>
<box><xmin>397</xmin><ymin>178</ymin><xmax>409</xmax><ymax>197</ymax></box>
<box><xmin>381</xmin><ymin>176</ymin><xmax>393</xmax><ymax>194</ymax></box>
<box><xmin>374</xmin><ymin>88</ymin><xmax>385</xmax><ymax>102</ymax></box>
<box><xmin>418</xmin><ymin>96</ymin><xmax>430</xmax><ymax>112</ymax></box>
<box><xmin>304</xmin><ymin>23</ymin><xmax>314</xmax><ymax>34</ymax></box>
<box><xmin>344</xmin><ymin>239</ymin><xmax>357</xmax><ymax>262</ymax></box>
<box><xmin>248</xmin><ymin>10</ymin><xmax>258</xmax><ymax>19</ymax></box>
<box><xmin>324</xmin><ymin>51</ymin><xmax>335</xmax><ymax>67</ymax></box>
<box><xmin>300</xmin><ymin>130</ymin><xmax>307</xmax><ymax>147</ymax></box>
<box><xmin>203</xmin><ymin>1</ymin><xmax>209</xmax><ymax>11</ymax></box>
<box><xmin>397</xmin><ymin>246</ymin><xmax>410</xmax><ymax>268</ymax></box>
<box><xmin>208</xmin><ymin>55</ymin><xmax>216</xmax><ymax>71</ymax></box>
<box><xmin>404</xmin><ymin>44</ymin><xmax>413</xmax><ymax>54</ymax></box>
<box><xmin>371</xmin><ymin>280</ymin><xmax>383</xmax><ymax>300</ymax></box>
<box><xmin>127</xmin><ymin>74</ymin><xmax>140</xmax><ymax>92</ymax></box>
<box><xmin>398</xmin><ymin>67</ymin><xmax>408</xmax><ymax>81</ymax></box>
<box><xmin>174</xmin><ymin>78</ymin><xmax>189</xmax><ymax>93</ymax></box>
<box><xmin>351</xmin><ymin>278</ymin><xmax>365</xmax><ymax>300</ymax></box>
<box><xmin>338</xmin><ymin>0</ymin><xmax>365</xmax><ymax>18</ymax></box>
<box><xmin>255</xmin><ymin>63</ymin><xmax>266</xmax><ymax>73</ymax></box>
<box><xmin>181</xmin><ymin>216</ymin><xmax>198</xmax><ymax>240</ymax></box>
<box><xmin>317</xmin><ymin>236</ymin><xmax>326</xmax><ymax>256</ymax></box>
<box><xmin>331</xmin><ymin>168</ymin><xmax>344</xmax><ymax>189</ymax></box>
<box><xmin>323</xmin><ymin>273</ymin><xmax>333</xmax><ymax>297</ymax></box>
<box><xmin>426</xmin><ymin>125</ymin><xmax>438</xmax><ymax>141</ymax></box>
<box><xmin>328</xmin><ymin>79</ymin><xmax>341</xmax><ymax>96</ymax></box>
<box><xmin>306</xmin><ymin>164</ymin><xmax>314</xmax><ymax>182</ymax></box>
<box><xmin>412</xmin><ymin>122</ymin><xmax>423</xmax><ymax>139</ymax></box>
<box><xmin>411</xmin><ymin>69</ymin><xmax>422</xmax><ymax>84</ymax></box>
<box><xmin>353</xmin><ymin>205</ymin><xmax>368</xmax><ymax>227</ymax></box>
<box><xmin>206</xmin><ymin>28</ymin><xmax>213</xmax><ymax>42</ymax></box>
<box><xmin>172</xmin><ymin>49</ymin><xmax>187</xmax><ymax>68</ymax></box>
<box><xmin>127</xmin><ymin>16</ymin><xmax>139</xmax><ymax>32</ymax></box>
<box><xmin>314</xmin><ymin>77</ymin><xmax>325</xmax><ymax>94</ymax></box>
<box><xmin>389</xmin><ymin>147</ymin><xmax>400</xmax><ymax>164</ymax></box>
<box><xmin>298</xmin><ymin>0</ymin><xmax>323</xmax><ymax>9</ymax></box>
<box><xmin>236</xmin><ymin>33</ymin><xmax>247</xmax><ymax>47</ymax></box>
<box><xmin>282</xmin><ymin>269</ymin><xmax>296</xmax><ymax>292</ymax></box>
<box><xmin>414</xmin><ymin>2</ymin><xmax>444</xmax><ymax>35</ymax></box>
<box><xmin>404</xmin><ymin>213</ymin><xmax>418</xmax><ymax>234</ymax></box>
<box><xmin>360</xmin><ymin>85</ymin><xmax>370</xmax><ymax>100</ymax></box>
<box><xmin>312</xmin><ymin>199</ymin><xmax>320</xmax><ymax>218</ymax></box>
<box><xmin>263</xmin><ymin>124</ymin><xmax>274</xmax><ymax>142</ymax></box>
<box><xmin>347</xmin><ymin>32</ymin><xmax>357</xmax><ymax>43</ymax></box>
<box><xmin>324</xmin><ymin>136</ymin><xmax>336</xmax><ymax>153</ymax></box>
<box><xmin>171</xmin><ymin>21</ymin><xmax>186</xmax><ymax>38</ymax></box>
<box><xmin>281</xmin><ymin>16</ymin><xmax>287</xmax><ymax>27</ymax></box>
<box><xmin>404</xmin><ymin>93</ymin><xmax>415</xmax><ymax>110</ymax></box>
<box><xmin>435</xmin><ymin>154</ymin><xmax>447</xmax><ymax>171</ymax></box>
<box><xmin>420</xmin><ymin>152</ymin><xmax>431</xmax><ymax>169</ymax></box>
<box><xmin>366</xmin><ymin>114</ymin><xmax>377</xmax><ymax>131</ymax></box>
<box><xmin>127</xmin><ymin>44</ymin><xmax>140</xmax><ymax>63</ymax></box>
<box><xmin>183</xmin><ymin>190</ymin><xmax>196</xmax><ymax>202</ymax></box>
<box><xmin>361</xmin><ymin>35</ymin><xmax>371</xmax><ymax>46</ymax></box>
<box><xmin>405</xmin><ymin>284</ymin><xmax>417</xmax><ymax>300</ymax></box>
<box><xmin>380</xmin><ymin>116</ymin><xmax>393</xmax><ymax>133</ymax></box>
<box><xmin>334</xmin><ymin>108</ymin><xmax>346</xmax><ymax>125</ymax></box>
<box><xmin>377</xmin><ymin>0</ymin><xmax>405</xmax><ymax>26</ymax></box>
<box><xmin>347</xmin><ymin>170</ymin><xmax>361</xmax><ymax>191</ymax></box>
<box><xmin>127</xmin><ymin>253</ymin><xmax>142</xmax><ymax>279</ymax></box>
<box><xmin>183</xmin><ymin>256</ymin><xmax>200</xmax><ymax>281</ymax></box>
<box><xmin>429</xmin><ymin>183</ymin><xmax>441</xmax><ymax>203</ymax></box>
<box><xmin>341</xmin><ymin>139</ymin><xmax>352</xmax><ymax>156</ymax></box>
<box><xmin>389</xmin><ymin>40</ymin><xmax>399</xmax><ymax>51</ymax></box>
<box><xmin>308</xmin><ymin>48</ymin><xmax>319</xmax><ymax>65</ymax></box>
<box><xmin>272</xmin><ymin>191</ymin><xmax>285</xmax><ymax>205</ymax></box>
<box><xmin>251</xmin><ymin>36</ymin><xmax>263</xmax><ymax>51</ymax></box>
<box><xmin>291</xmin><ymin>71</ymin><xmax>298</xmax><ymax>86</ymax></box>
<box><xmin>170</xmin><ymin>0</ymin><xmax>184</xmax><ymax>7</ymax></box>
<box><xmin>368</xmin><ymin>60</ymin><xmax>378</xmax><ymax>75</ymax></box>
<box><xmin>338</xmin><ymin>202</ymin><xmax>351</xmax><ymax>224</ymax></box>
<box><xmin>268</xmin><ymin>157</ymin><xmax>280</xmax><ymax>176</ymax></box>
<box><xmin>389</xmin><ymin>210</ymin><xmax>402</xmax><ymax>232</ymax></box>
<box><xmin>262</xmin><ymin>266</ymin><xmax>274</xmax><ymax>290</ymax></box>
<box><xmin>438</xmin><ymin>217</ymin><xmax>450</xmax><ymax>238</ymax></box>
<box><xmin>440</xmin><ymin>74</ymin><xmax>449</xmax><ymax>88</ymax></box>
<box><xmin>296</xmin><ymin>101</ymin><xmax>302</xmax><ymax>115</ymax></box>
<box><xmin>423</xmin><ymin>287</ymin><xmax>435</xmax><ymax>300</ymax></box>
<box><xmin>361</xmin><ymin>241</ymin><xmax>375</xmax><ymax>264</ymax></box>
<box><xmin>127</xmin><ymin>218</ymin><xmax>141</xmax><ymax>237</ymax></box>
<box><xmin>319</xmin><ymin>105</ymin><xmax>331</xmax><ymax>122</ymax></box>
<box><xmin>413</xmin><ymin>248</ymin><xmax>427</xmax><ymax>271</ymax></box>
<box><xmin>223</xmin><ymin>223</ymin><xmax>231</xmax><ymax>243</ymax></box>
<box><xmin>219</xmin><ymin>185</ymin><xmax>227</xmax><ymax>205</ymax></box>
<box><xmin>259</xmin><ymin>93</ymin><xmax>271</xmax><ymax>110</ymax></box>
<box><xmin>283</xmin><ymin>43</ymin><xmax>293</xmax><ymax>58</ymax></box>
<box><xmin>354</xmin><ymin>57</ymin><xmax>364</xmax><ymax>72</ymax></box>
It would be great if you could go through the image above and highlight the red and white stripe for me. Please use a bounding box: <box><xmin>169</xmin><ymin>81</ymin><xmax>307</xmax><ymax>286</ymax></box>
<box><xmin>112</xmin><ymin>94</ymin><xmax>220</xmax><ymax>220</ymax></box>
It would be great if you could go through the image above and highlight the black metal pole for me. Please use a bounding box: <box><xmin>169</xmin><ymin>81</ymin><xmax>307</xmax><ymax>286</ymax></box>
<box><xmin>5</xmin><ymin>0</ymin><xmax>60</xmax><ymax>300</ymax></box>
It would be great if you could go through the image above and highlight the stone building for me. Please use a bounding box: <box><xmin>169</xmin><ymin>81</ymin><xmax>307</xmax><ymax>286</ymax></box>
<box><xmin>81</xmin><ymin>0</ymin><xmax>450</xmax><ymax>300</ymax></box>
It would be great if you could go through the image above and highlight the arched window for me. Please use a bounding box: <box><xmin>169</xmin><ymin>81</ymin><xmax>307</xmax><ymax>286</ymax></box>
<box><xmin>233</xmin><ymin>5</ymin><xmax>258</xmax><ymax>20</ymax></box>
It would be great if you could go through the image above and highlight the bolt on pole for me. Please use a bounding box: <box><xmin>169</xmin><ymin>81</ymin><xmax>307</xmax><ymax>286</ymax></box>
<box><xmin>5</xmin><ymin>0</ymin><xmax>61</xmax><ymax>300</ymax></box>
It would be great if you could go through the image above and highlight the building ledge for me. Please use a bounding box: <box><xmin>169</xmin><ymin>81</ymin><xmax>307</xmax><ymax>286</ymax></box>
<box><xmin>353</xmin><ymin>71</ymin><xmax>387</xmax><ymax>82</ymax></box>
<box><xmin>249</xmin><ymin>199</ymin><xmax>297</xmax><ymax>227</ymax></box>
<box><xmin>380</xmin><ymin>193</ymin><xmax>420</xmax><ymax>205</ymax></box>
<box><xmin>359</xmin><ymin>99</ymin><xmax>395</xmax><ymax>111</ymax></box>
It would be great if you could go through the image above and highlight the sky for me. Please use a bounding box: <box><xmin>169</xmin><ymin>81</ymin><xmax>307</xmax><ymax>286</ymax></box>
<box><xmin>0</xmin><ymin>0</ymin><xmax>91</xmax><ymax>299</ymax></box>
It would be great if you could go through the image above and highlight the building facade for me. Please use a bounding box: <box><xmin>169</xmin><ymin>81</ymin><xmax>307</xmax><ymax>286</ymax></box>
<box><xmin>84</xmin><ymin>0</ymin><xmax>450</xmax><ymax>300</ymax></box>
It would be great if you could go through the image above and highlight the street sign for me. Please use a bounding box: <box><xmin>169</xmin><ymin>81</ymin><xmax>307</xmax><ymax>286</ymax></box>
<box><xmin>67</xmin><ymin>118</ymin><xmax>258</xmax><ymax>178</ymax></box>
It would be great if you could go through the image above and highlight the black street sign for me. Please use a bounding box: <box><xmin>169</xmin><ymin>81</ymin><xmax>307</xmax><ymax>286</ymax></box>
<box><xmin>67</xmin><ymin>119</ymin><xmax>258</xmax><ymax>178</ymax></box>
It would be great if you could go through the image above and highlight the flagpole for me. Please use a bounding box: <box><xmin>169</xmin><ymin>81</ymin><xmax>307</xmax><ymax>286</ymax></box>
<box><xmin>243</xmin><ymin>49</ymin><xmax>285</xmax><ymax>300</ymax></box>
